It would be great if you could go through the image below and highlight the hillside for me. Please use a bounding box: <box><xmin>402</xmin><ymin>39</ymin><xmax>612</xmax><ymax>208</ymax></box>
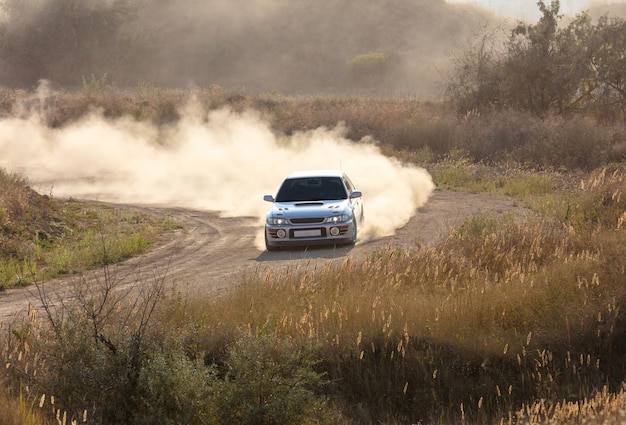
<box><xmin>0</xmin><ymin>0</ymin><xmax>499</xmax><ymax>95</ymax></box>
<box><xmin>133</xmin><ymin>0</ymin><xmax>498</xmax><ymax>94</ymax></box>
<box><xmin>2</xmin><ymin>1</ymin><xmax>625</xmax><ymax>95</ymax></box>
<box><xmin>588</xmin><ymin>2</ymin><xmax>626</xmax><ymax>19</ymax></box>
<box><xmin>0</xmin><ymin>171</ymin><xmax>62</xmax><ymax>262</ymax></box>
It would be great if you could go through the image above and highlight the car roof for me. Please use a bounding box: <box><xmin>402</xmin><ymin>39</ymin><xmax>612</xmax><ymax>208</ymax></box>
<box><xmin>285</xmin><ymin>169</ymin><xmax>345</xmax><ymax>179</ymax></box>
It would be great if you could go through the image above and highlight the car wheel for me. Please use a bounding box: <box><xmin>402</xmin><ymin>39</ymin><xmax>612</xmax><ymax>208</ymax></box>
<box><xmin>265</xmin><ymin>232</ymin><xmax>279</xmax><ymax>251</ymax></box>
<box><xmin>349</xmin><ymin>217</ymin><xmax>357</xmax><ymax>245</ymax></box>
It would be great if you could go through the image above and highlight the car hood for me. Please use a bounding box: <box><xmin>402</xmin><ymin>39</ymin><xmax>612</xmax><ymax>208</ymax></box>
<box><xmin>268</xmin><ymin>199</ymin><xmax>350</xmax><ymax>219</ymax></box>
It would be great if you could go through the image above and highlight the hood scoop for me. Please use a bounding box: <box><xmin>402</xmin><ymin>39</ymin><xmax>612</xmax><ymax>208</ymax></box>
<box><xmin>295</xmin><ymin>201</ymin><xmax>324</xmax><ymax>207</ymax></box>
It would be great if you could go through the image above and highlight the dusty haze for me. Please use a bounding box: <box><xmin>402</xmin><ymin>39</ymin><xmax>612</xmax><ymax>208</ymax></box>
<box><xmin>0</xmin><ymin>0</ymin><xmax>499</xmax><ymax>94</ymax></box>
<box><xmin>1</xmin><ymin>0</ymin><xmax>624</xmax><ymax>92</ymax></box>
<box><xmin>0</xmin><ymin>88</ymin><xmax>435</xmax><ymax>249</ymax></box>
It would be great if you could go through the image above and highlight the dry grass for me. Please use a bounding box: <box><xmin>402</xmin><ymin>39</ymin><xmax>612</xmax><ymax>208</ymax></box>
<box><xmin>1</xmin><ymin>89</ymin><xmax>626</xmax><ymax>423</ymax></box>
<box><xmin>0</xmin><ymin>170</ymin><xmax>179</xmax><ymax>289</ymax></box>
<box><xmin>0</xmin><ymin>308</ymin><xmax>50</xmax><ymax>425</ymax></box>
<box><xmin>3</xmin><ymin>86</ymin><xmax>626</xmax><ymax>169</ymax></box>
<box><xmin>152</xmin><ymin>166</ymin><xmax>626</xmax><ymax>424</ymax></box>
<box><xmin>2</xmin><ymin>177</ymin><xmax>625</xmax><ymax>423</ymax></box>
<box><xmin>517</xmin><ymin>386</ymin><xmax>626</xmax><ymax>425</ymax></box>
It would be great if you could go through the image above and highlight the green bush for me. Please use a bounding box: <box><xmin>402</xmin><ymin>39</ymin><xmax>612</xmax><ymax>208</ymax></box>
<box><xmin>347</xmin><ymin>52</ymin><xmax>388</xmax><ymax>78</ymax></box>
<box><xmin>133</xmin><ymin>346</ymin><xmax>216</xmax><ymax>425</ymax></box>
<box><xmin>213</xmin><ymin>334</ymin><xmax>330</xmax><ymax>425</ymax></box>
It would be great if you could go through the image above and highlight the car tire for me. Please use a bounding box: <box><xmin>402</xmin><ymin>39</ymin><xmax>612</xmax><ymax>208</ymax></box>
<box><xmin>349</xmin><ymin>217</ymin><xmax>357</xmax><ymax>245</ymax></box>
<box><xmin>265</xmin><ymin>232</ymin><xmax>279</xmax><ymax>251</ymax></box>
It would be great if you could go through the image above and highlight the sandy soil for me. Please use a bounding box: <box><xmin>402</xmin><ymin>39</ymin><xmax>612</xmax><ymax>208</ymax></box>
<box><xmin>0</xmin><ymin>189</ymin><xmax>532</xmax><ymax>325</ymax></box>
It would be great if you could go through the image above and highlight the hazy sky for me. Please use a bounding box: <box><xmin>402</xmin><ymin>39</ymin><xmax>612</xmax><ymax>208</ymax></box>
<box><xmin>447</xmin><ymin>0</ymin><xmax>624</xmax><ymax>20</ymax></box>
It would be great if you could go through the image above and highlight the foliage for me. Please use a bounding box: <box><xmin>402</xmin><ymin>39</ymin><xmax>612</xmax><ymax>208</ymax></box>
<box><xmin>0</xmin><ymin>0</ymin><xmax>136</xmax><ymax>86</ymax></box>
<box><xmin>213</xmin><ymin>335</ymin><xmax>330</xmax><ymax>425</ymax></box>
<box><xmin>347</xmin><ymin>52</ymin><xmax>391</xmax><ymax>86</ymax></box>
<box><xmin>503</xmin><ymin>0</ymin><xmax>572</xmax><ymax>117</ymax></box>
<box><xmin>133</xmin><ymin>346</ymin><xmax>216</xmax><ymax>425</ymax></box>
<box><xmin>28</xmin><ymin>266</ymin><xmax>167</xmax><ymax>424</ymax></box>
<box><xmin>587</xmin><ymin>15</ymin><xmax>626</xmax><ymax>123</ymax></box>
<box><xmin>2</xmin><ymin>84</ymin><xmax>625</xmax><ymax>170</ymax></box>
<box><xmin>182</xmin><ymin>163</ymin><xmax>626</xmax><ymax>423</ymax></box>
<box><xmin>446</xmin><ymin>0</ymin><xmax>626</xmax><ymax>123</ymax></box>
<box><xmin>0</xmin><ymin>169</ymin><xmax>176</xmax><ymax>288</ymax></box>
<box><xmin>1</xmin><ymin>84</ymin><xmax>626</xmax><ymax>423</ymax></box>
<box><xmin>0</xmin><ymin>0</ymin><xmax>497</xmax><ymax>93</ymax></box>
<box><xmin>1</xmin><ymin>272</ymin><xmax>331</xmax><ymax>424</ymax></box>
<box><xmin>445</xmin><ymin>25</ymin><xmax>506</xmax><ymax>112</ymax></box>
<box><xmin>2</xmin><ymin>166</ymin><xmax>626</xmax><ymax>424</ymax></box>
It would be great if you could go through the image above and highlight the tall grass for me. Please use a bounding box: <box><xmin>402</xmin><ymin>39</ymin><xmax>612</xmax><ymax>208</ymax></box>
<box><xmin>2</xmin><ymin>176</ymin><xmax>625</xmax><ymax>423</ymax></box>
<box><xmin>3</xmin><ymin>87</ymin><xmax>625</xmax><ymax>171</ymax></box>
<box><xmin>0</xmin><ymin>168</ymin><xmax>179</xmax><ymax>288</ymax></box>
<box><xmin>160</xmin><ymin>166</ymin><xmax>622</xmax><ymax>423</ymax></box>
<box><xmin>2</xmin><ymin>88</ymin><xmax>626</xmax><ymax>423</ymax></box>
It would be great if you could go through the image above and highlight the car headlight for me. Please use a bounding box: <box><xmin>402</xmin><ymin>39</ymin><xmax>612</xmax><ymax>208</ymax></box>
<box><xmin>325</xmin><ymin>214</ymin><xmax>350</xmax><ymax>223</ymax></box>
<box><xmin>267</xmin><ymin>217</ymin><xmax>289</xmax><ymax>225</ymax></box>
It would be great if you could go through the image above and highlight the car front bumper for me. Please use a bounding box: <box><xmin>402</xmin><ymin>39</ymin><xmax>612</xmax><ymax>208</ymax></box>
<box><xmin>265</xmin><ymin>221</ymin><xmax>355</xmax><ymax>248</ymax></box>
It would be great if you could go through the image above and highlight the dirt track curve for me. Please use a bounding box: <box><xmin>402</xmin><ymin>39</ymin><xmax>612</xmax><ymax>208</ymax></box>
<box><xmin>0</xmin><ymin>190</ymin><xmax>531</xmax><ymax>324</ymax></box>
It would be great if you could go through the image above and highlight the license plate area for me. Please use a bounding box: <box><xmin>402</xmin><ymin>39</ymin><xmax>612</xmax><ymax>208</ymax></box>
<box><xmin>293</xmin><ymin>229</ymin><xmax>322</xmax><ymax>238</ymax></box>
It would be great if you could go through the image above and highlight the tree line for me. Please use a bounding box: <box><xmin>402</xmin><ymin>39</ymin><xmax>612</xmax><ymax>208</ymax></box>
<box><xmin>446</xmin><ymin>0</ymin><xmax>626</xmax><ymax>123</ymax></box>
<box><xmin>1</xmin><ymin>0</ymin><xmax>625</xmax><ymax>120</ymax></box>
<box><xmin>0</xmin><ymin>0</ymin><xmax>476</xmax><ymax>94</ymax></box>
<box><xmin>0</xmin><ymin>0</ymin><xmax>135</xmax><ymax>86</ymax></box>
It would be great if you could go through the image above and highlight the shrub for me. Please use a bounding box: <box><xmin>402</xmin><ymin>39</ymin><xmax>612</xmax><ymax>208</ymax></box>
<box><xmin>459</xmin><ymin>109</ymin><xmax>542</xmax><ymax>163</ymax></box>
<box><xmin>387</xmin><ymin>116</ymin><xmax>459</xmax><ymax>159</ymax></box>
<box><xmin>557</xmin><ymin>166</ymin><xmax>626</xmax><ymax>232</ymax></box>
<box><xmin>213</xmin><ymin>334</ymin><xmax>330</xmax><ymax>425</ymax></box>
<box><xmin>133</xmin><ymin>346</ymin><xmax>216</xmax><ymax>425</ymax></box>
<box><xmin>519</xmin><ymin>117</ymin><xmax>610</xmax><ymax>171</ymax></box>
<box><xmin>347</xmin><ymin>52</ymin><xmax>390</xmax><ymax>85</ymax></box>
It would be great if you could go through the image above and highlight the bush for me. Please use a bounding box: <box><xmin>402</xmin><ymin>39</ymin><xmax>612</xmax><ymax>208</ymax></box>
<box><xmin>519</xmin><ymin>117</ymin><xmax>611</xmax><ymax>171</ymax></box>
<box><xmin>460</xmin><ymin>109</ymin><xmax>542</xmax><ymax>163</ymax></box>
<box><xmin>133</xmin><ymin>346</ymin><xmax>216</xmax><ymax>425</ymax></box>
<box><xmin>2</xmin><ymin>266</ymin><xmax>332</xmax><ymax>425</ymax></box>
<box><xmin>387</xmin><ymin>115</ymin><xmax>459</xmax><ymax>159</ymax></box>
<box><xmin>213</xmin><ymin>334</ymin><xmax>330</xmax><ymax>425</ymax></box>
<box><xmin>347</xmin><ymin>52</ymin><xmax>390</xmax><ymax>86</ymax></box>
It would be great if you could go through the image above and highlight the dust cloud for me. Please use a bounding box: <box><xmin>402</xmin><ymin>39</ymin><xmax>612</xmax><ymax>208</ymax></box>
<box><xmin>0</xmin><ymin>93</ymin><xmax>434</xmax><ymax>250</ymax></box>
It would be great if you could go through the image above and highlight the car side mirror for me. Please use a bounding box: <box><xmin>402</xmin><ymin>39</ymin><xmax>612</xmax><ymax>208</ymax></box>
<box><xmin>350</xmin><ymin>190</ymin><xmax>362</xmax><ymax>199</ymax></box>
<box><xmin>263</xmin><ymin>195</ymin><xmax>275</xmax><ymax>202</ymax></box>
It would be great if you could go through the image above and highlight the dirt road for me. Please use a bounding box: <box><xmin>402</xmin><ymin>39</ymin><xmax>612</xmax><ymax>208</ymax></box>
<box><xmin>0</xmin><ymin>190</ymin><xmax>531</xmax><ymax>324</ymax></box>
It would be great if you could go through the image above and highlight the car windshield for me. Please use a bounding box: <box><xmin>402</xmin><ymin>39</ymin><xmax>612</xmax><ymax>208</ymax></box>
<box><xmin>275</xmin><ymin>177</ymin><xmax>348</xmax><ymax>202</ymax></box>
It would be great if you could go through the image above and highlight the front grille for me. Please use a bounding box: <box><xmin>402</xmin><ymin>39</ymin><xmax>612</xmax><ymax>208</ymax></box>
<box><xmin>290</xmin><ymin>217</ymin><xmax>325</xmax><ymax>224</ymax></box>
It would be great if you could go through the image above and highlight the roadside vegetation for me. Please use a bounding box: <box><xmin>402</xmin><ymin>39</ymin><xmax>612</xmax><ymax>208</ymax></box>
<box><xmin>2</xmin><ymin>89</ymin><xmax>625</xmax><ymax>423</ymax></box>
<box><xmin>2</xmin><ymin>1</ymin><xmax>626</xmax><ymax>423</ymax></box>
<box><xmin>0</xmin><ymin>169</ymin><xmax>179</xmax><ymax>289</ymax></box>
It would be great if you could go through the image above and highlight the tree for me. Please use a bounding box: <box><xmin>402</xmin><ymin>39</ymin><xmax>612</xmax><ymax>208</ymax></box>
<box><xmin>347</xmin><ymin>52</ymin><xmax>391</xmax><ymax>87</ymax></box>
<box><xmin>502</xmin><ymin>0</ymin><xmax>565</xmax><ymax>117</ymax></box>
<box><xmin>0</xmin><ymin>0</ymin><xmax>136</xmax><ymax>86</ymax></box>
<box><xmin>445</xmin><ymin>1</ymin><xmax>571</xmax><ymax>117</ymax></box>
<box><xmin>587</xmin><ymin>15</ymin><xmax>626</xmax><ymax>122</ymax></box>
<box><xmin>445</xmin><ymin>25</ymin><xmax>506</xmax><ymax>113</ymax></box>
<box><xmin>550</xmin><ymin>12</ymin><xmax>596</xmax><ymax>115</ymax></box>
<box><xmin>446</xmin><ymin>1</ymin><xmax>606</xmax><ymax>120</ymax></box>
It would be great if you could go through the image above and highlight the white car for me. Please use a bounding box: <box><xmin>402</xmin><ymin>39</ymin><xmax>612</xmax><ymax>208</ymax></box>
<box><xmin>263</xmin><ymin>170</ymin><xmax>364</xmax><ymax>251</ymax></box>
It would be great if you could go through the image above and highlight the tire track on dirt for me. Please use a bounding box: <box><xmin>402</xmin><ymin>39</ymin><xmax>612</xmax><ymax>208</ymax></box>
<box><xmin>0</xmin><ymin>190</ymin><xmax>531</xmax><ymax>325</ymax></box>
